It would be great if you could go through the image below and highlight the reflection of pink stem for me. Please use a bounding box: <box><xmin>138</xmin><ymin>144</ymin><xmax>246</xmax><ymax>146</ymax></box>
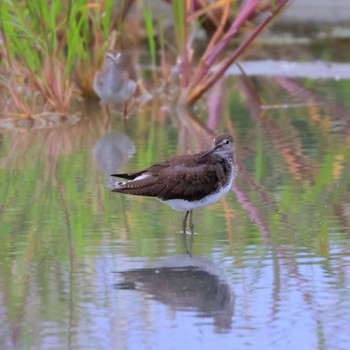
<box><xmin>207</xmin><ymin>79</ymin><xmax>226</xmax><ymax>131</ymax></box>
<box><xmin>232</xmin><ymin>183</ymin><xmax>270</xmax><ymax>238</ymax></box>
<box><xmin>238</xmin><ymin>76</ymin><xmax>314</xmax><ymax>181</ymax></box>
<box><xmin>275</xmin><ymin>76</ymin><xmax>350</xmax><ymax>130</ymax></box>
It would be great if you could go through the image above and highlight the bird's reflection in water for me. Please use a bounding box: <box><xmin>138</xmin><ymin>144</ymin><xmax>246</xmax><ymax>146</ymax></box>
<box><xmin>93</xmin><ymin>130</ymin><xmax>135</xmax><ymax>188</ymax></box>
<box><xmin>181</xmin><ymin>232</ymin><xmax>194</xmax><ymax>256</ymax></box>
<box><xmin>115</xmin><ymin>254</ymin><xmax>234</xmax><ymax>333</ymax></box>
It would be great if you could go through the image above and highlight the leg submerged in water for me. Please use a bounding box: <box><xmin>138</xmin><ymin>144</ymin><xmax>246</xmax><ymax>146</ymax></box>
<box><xmin>189</xmin><ymin>210</ymin><xmax>194</xmax><ymax>234</ymax></box>
<box><xmin>182</xmin><ymin>210</ymin><xmax>190</xmax><ymax>235</ymax></box>
<box><xmin>181</xmin><ymin>210</ymin><xmax>195</xmax><ymax>256</ymax></box>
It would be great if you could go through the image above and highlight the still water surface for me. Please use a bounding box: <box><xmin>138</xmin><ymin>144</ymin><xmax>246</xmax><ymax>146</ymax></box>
<box><xmin>0</xmin><ymin>74</ymin><xmax>350</xmax><ymax>349</ymax></box>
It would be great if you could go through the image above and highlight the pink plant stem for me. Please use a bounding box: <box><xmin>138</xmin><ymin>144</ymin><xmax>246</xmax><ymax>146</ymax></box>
<box><xmin>206</xmin><ymin>79</ymin><xmax>226</xmax><ymax>131</ymax></box>
<box><xmin>184</xmin><ymin>0</ymin><xmax>290</xmax><ymax>104</ymax></box>
<box><xmin>210</xmin><ymin>0</ymin><xmax>289</xmax><ymax>83</ymax></box>
<box><xmin>186</xmin><ymin>0</ymin><xmax>260</xmax><ymax>93</ymax></box>
<box><xmin>205</xmin><ymin>0</ymin><xmax>260</xmax><ymax>68</ymax></box>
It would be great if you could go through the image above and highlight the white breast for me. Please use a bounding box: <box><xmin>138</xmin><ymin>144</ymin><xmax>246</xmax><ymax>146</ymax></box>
<box><xmin>159</xmin><ymin>171</ymin><xmax>236</xmax><ymax>212</ymax></box>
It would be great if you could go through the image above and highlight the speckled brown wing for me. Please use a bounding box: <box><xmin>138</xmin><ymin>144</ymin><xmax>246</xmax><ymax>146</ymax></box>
<box><xmin>153</xmin><ymin>162</ymin><xmax>221</xmax><ymax>201</ymax></box>
<box><xmin>112</xmin><ymin>152</ymin><xmax>229</xmax><ymax>201</ymax></box>
<box><xmin>111</xmin><ymin>153</ymin><xmax>200</xmax><ymax>180</ymax></box>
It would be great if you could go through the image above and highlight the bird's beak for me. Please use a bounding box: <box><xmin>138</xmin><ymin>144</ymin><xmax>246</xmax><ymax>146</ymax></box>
<box><xmin>200</xmin><ymin>144</ymin><xmax>218</xmax><ymax>159</ymax></box>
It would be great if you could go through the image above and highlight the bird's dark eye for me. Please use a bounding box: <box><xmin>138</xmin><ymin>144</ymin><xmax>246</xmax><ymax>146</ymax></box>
<box><xmin>225</xmin><ymin>140</ymin><xmax>230</xmax><ymax>145</ymax></box>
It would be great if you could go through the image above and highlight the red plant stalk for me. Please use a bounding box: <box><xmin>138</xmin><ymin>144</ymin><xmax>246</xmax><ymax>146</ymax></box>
<box><xmin>204</xmin><ymin>0</ymin><xmax>260</xmax><ymax>67</ymax></box>
<box><xmin>204</xmin><ymin>0</ymin><xmax>231</xmax><ymax>56</ymax></box>
<box><xmin>192</xmin><ymin>0</ymin><xmax>222</xmax><ymax>27</ymax></box>
<box><xmin>182</xmin><ymin>0</ymin><xmax>290</xmax><ymax>105</ymax></box>
<box><xmin>206</xmin><ymin>78</ymin><xmax>226</xmax><ymax>131</ymax></box>
<box><xmin>7</xmin><ymin>83</ymin><xmax>30</xmax><ymax>116</ymax></box>
<box><xmin>180</xmin><ymin>0</ymin><xmax>225</xmax><ymax>88</ymax></box>
<box><xmin>187</xmin><ymin>0</ymin><xmax>260</xmax><ymax>92</ymax></box>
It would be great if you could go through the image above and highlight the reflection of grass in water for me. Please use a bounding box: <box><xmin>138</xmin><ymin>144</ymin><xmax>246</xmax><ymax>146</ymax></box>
<box><xmin>0</xmin><ymin>112</ymin><xmax>112</xmax><ymax>264</ymax></box>
<box><xmin>0</xmin><ymin>79</ymin><xmax>350</xmax><ymax>347</ymax></box>
<box><xmin>0</xmin><ymin>77</ymin><xmax>349</xmax><ymax>255</ymax></box>
<box><xmin>231</xmin><ymin>76</ymin><xmax>350</xmax><ymax>249</ymax></box>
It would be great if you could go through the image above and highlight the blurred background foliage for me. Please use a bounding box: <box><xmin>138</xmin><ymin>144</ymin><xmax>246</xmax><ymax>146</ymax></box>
<box><xmin>0</xmin><ymin>1</ymin><xmax>350</xmax><ymax>349</ymax></box>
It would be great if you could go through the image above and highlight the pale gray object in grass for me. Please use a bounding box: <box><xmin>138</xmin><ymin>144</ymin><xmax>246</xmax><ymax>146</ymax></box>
<box><xmin>93</xmin><ymin>52</ymin><xmax>136</xmax><ymax>104</ymax></box>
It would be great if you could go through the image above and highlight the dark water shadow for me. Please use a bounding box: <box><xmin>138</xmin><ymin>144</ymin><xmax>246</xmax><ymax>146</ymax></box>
<box><xmin>114</xmin><ymin>254</ymin><xmax>234</xmax><ymax>333</ymax></box>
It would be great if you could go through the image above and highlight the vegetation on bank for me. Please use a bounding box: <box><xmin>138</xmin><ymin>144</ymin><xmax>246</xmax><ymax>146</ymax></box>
<box><xmin>0</xmin><ymin>0</ymin><xmax>289</xmax><ymax>119</ymax></box>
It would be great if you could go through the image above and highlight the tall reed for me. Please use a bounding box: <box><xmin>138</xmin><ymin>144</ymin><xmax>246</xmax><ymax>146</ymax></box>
<box><xmin>0</xmin><ymin>0</ymin><xmax>113</xmax><ymax>114</ymax></box>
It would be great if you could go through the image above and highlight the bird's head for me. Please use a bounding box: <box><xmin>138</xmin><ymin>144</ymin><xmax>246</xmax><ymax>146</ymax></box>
<box><xmin>201</xmin><ymin>133</ymin><xmax>235</xmax><ymax>159</ymax></box>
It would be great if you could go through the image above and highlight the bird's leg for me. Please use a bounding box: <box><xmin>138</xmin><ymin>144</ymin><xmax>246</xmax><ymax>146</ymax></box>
<box><xmin>123</xmin><ymin>101</ymin><xmax>128</xmax><ymax>118</ymax></box>
<box><xmin>181</xmin><ymin>232</ymin><xmax>189</xmax><ymax>255</ymax></box>
<box><xmin>187</xmin><ymin>210</ymin><xmax>194</xmax><ymax>256</ymax></box>
<box><xmin>105</xmin><ymin>104</ymin><xmax>111</xmax><ymax>118</ymax></box>
<box><xmin>188</xmin><ymin>234</ymin><xmax>193</xmax><ymax>257</ymax></box>
<box><xmin>182</xmin><ymin>210</ymin><xmax>190</xmax><ymax>235</ymax></box>
<box><xmin>189</xmin><ymin>210</ymin><xmax>194</xmax><ymax>234</ymax></box>
<box><xmin>181</xmin><ymin>210</ymin><xmax>190</xmax><ymax>254</ymax></box>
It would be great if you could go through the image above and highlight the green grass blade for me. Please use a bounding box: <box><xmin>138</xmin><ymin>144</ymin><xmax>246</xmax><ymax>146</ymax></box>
<box><xmin>143</xmin><ymin>5</ymin><xmax>156</xmax><ymax>66</ymax></box>
<box><xmin>172</xmin><ymin>0</ymin><xmax>185</xmax><ymax>51</ymax></box>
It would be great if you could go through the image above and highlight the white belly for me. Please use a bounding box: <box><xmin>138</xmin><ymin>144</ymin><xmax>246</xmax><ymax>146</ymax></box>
<box><xmin>159</xmin><ymin>172</ymin><xmax>236</xmax><ymax>212</ymax></box>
